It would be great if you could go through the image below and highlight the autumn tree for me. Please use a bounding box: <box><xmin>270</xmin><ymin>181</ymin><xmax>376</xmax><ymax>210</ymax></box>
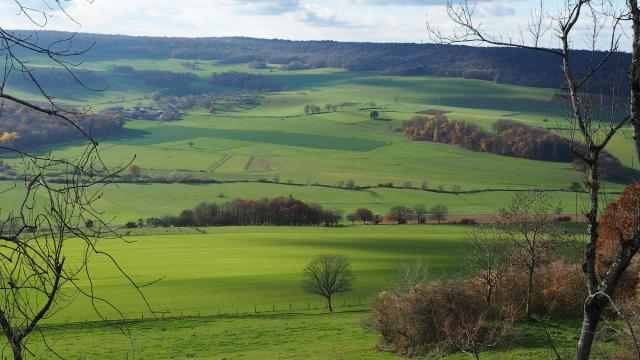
<box><xmin>596</xmin><ymin>183</ymin><xmax>640</xmax><ymax>301</ymax></box>
<box><xmin>302</xmin><ymin>255</ymin><xmax>354</xmax><ymax>311</ymax></box>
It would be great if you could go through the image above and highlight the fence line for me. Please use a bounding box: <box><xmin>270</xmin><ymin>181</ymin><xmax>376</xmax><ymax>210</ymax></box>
<box><xmin>53</xmin><ymin>298</ymin><xmax>369</xmax><ymax>326</ymax></box>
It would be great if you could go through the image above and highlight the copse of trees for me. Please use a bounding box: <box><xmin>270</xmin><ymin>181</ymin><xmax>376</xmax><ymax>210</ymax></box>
<box><xmin>133</xmin><ymin>196</ymin><xmax>343</xmax><ymax>228</ymax></box>
<box><xmin>0</xmin><ymin>102</ymin><xmax>124</xmax><ymax>150</ymax></box>
<box><xmin>403</xmin><ymin>116</ymin><xmax>625</xmax><ymax>181</ymax></box>
<box><xmin>210</xmin><ymin>71</ymin><xmax>282</xmax><ymax>91</ymax></box>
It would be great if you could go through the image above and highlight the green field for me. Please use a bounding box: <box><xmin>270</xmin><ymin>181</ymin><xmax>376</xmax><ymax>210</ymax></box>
<box><xmin>3</xmin><ymin>58</ymin><xmax>633</xmax><ymax>222</ymax></box>
<box><xmin>38</xmin><ymin>225</ymin><xmax>464</xmax><ymax>359</ymax></box>
<box><xmin>15</xmin><ymin>225</ymin><xmax>616</xmax><ymax>360</ymax></box>
<box><xmin>52</xmin><ymin>226</ymin><xmax>469</xmax><ymax>322</ymax></box>
<box><xmin>3</xmin><ymin>58</ymin><xmax>634</xmax><ymax>359</ymax></box>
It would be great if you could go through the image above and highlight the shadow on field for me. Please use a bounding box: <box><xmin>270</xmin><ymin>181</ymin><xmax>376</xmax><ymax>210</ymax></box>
<box><xmin>109</xmin><ymin>125</ymin><xmax>386</xmax><ymax>151</ymax></box>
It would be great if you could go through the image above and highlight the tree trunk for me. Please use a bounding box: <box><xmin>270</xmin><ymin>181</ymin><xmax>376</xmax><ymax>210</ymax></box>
<box><xmin>526</xmin><ymin>266</ymin><xmax>534</xmax><ymax>318</ymax></box>
<box><xmin>11</xmin><ymin>339</ymin><xmax>22</xmax><ymax>360</ymax></box>
<box><xmin>575</xmin><ymin>298</ymin><xmax>605</xmax><ymax>360</ymax></box>
<box><xmin>630</xmin><ymin>1</ymin><xmax>640</xmax><ymax>158</ymax></box>
<box><xmin>327</xmin><ymin>295</ymin><xmax>333</xmax><ymax>312</ymax></box>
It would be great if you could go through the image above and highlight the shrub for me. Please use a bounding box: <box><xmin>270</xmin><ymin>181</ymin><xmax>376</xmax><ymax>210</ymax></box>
<box><xmin>369</xmin><ymin>280</ymin><xmax>512</xmax><ymax>357</ymax></box>
<box><xmin>492</xmin><ymin>260</ymin><xmax>587</xmax><ymax>318</ymax></box>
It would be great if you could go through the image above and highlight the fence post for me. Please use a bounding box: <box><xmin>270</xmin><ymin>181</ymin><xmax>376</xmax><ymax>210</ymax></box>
<box><xmin>289</xmin><ymin>304</ymin><xmax>292</xmax><ymax>311</ymax></box>
<box><xmin>255</xmin><ymin>306</ymin><xmax>257</xmax><ymax>314</ymax></box>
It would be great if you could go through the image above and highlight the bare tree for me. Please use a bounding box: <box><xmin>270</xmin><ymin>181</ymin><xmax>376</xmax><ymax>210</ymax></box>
<box><xmin>496</xmin><ymin>191</ymin><xmax>567</xmax><ymax>318</ymax></box>
<box><xmin>0</xmin><ymin>3</ymin><xmax>151</xmax><ymax>359</ymax></box>
<box><xmin>465</xmin><ymin>226</ymin><xmax>512</xmax><ymax>305</ymax></box>
<box><xmin>302</xmin><ymin>255</ymin><xmax>354</xmax><ymax>311</ymax></box>
<box><xmin>428</xmin><ymin>1</ymin><xmax>635</xmax><ymax>357</ymax></box>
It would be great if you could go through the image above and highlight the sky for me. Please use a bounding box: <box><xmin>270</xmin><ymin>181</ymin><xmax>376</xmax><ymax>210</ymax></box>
<box><xmin>0</xmin><ymin>0</ymin><xmax>631</xmax><ymax>49</ymax></box>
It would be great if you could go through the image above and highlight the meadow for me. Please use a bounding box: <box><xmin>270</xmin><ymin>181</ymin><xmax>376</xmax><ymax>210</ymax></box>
<box><xmin>52</xmin><ymin>225</ymin><xmax>470</xmax><ymax>322</ymax></box>
<box><xmin>2</xmin><ymin>57</ymin><xmax>633</xmax><ymax>359</ymax></box>
<box><xmin>24</xmin><ymin>225</ymin><xmax>609</xmax><ymax>360</ymax></box>
<box><xmin>3</xmin><ymin>59</ymin><xmax>632</xmax><ymax>222</ymax></box>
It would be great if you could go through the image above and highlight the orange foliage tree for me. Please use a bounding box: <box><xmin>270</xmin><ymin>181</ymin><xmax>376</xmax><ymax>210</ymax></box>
<box><xmin>596</xmin><ymin>183</ymin><xmax>640</xmax><ymax>301</ymax></box>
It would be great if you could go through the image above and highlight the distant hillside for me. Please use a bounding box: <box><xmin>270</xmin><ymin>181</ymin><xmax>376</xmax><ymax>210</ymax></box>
<box><xmin>13</xmin><ymin>30</ymin><xmax>629</xmax><ymax>89</ymax></box>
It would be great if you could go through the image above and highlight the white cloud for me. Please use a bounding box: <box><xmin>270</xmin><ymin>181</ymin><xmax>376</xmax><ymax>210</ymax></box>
<box><xmin>476</xmin><ymin>1</ymin><xmax>516</xmax><ymax>16</ymax></box>
<box><xmin>293</xmin><ymin>4</ymin><xmax>357</xmax><ymax>28</ymax></box>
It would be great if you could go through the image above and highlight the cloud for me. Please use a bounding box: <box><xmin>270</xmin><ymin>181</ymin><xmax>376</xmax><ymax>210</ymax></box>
<box><xmin>294</xmin><ymin>4</ymin><xmax>356</xmax><ymax>27</ymax></box>
<box><xmin>222</xmin><ymin>0</ymin><xmax>301</xmax><ymax>15</ymax></box>
<box><xmin>477</xmin><ymin>2</ymin><xmax>516</xmax><ymax>16</ymax></box>
<box><xmin>343</xmin><ymin>0</ymin><xmax>499</xmax><ymax>5</ymax></box>
<box><xmin>345</xmin><ymin>0</ymin><xmax>446</xmax><ymax>4</ymax></box>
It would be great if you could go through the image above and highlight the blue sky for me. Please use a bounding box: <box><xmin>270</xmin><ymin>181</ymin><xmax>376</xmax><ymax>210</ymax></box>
<box><xmin>0</xmin><ymin>0</ymin><xmax>630</xmax><ymax>49</ymax></box>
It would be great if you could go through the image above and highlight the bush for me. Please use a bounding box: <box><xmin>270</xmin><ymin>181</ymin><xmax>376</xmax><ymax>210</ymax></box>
<box><xmin>369</xmin><ymin>280</ymin><xmax>512</xmax><ymax>357</ymax></box>
<box><xmin>491</xmin><ymin>260</ymin><xmax>587</xmax><ymax>318</ymax></box>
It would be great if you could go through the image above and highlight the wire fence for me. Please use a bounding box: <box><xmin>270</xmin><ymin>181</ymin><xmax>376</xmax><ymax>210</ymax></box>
<box><xmin>56</xmin><ymin>298</ymin><xmax>371</xmax><ymax>326</ymax></box>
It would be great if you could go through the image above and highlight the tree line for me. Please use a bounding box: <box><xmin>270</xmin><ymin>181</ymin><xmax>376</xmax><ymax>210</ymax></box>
<box><xmin>22</xmin><ymin>31</ymin><xmax>628</xmax><ymax>89</ymax></box>
<box><xmin>403</xmin><ymin>116</ymin><xmax>626</xmax><ymax>181</ymax></box>
<box><xmin>127</xmin><ymin>196</ymin><xmax>343</xmax><ymax>228</ymax></box>
<box><xmin>0</xmin><ymin>102</ymin><xmax>124</xmax><ymax>150</ymax></box>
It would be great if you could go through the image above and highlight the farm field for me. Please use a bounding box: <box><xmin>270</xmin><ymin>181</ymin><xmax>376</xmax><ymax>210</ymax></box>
<box><xmin>52</xmin><ymin>225</ymin><xmax>471</xmax><ymax>323</ymax></box>
<box><xmin>22</xmin><ymin>225</ymin><xmax>610</xmax><ymax>360</ymax></box>
<box><xmin>2</xmin><ymin>48</ymin><xmax>634</xmax><ymax>359</ymax></box>
<box><xmin>2</xmin><ymin>60</ymin><xmax>633</xmax><ymax>221</ymax></box>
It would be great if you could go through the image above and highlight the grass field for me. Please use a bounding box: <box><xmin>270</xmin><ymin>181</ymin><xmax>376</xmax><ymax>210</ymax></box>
<box><xmin>52</xmin><ymin>225</ymin><xmax>470</xmax><ymax>322</ymax></box>
<box><xmin>14</xmin><ymin>225</ymin><xmax>619</xmax><ymax>360</ymax></box>
<box><xmin>2</xmin><ymin>58</ymin><xmax>634</xmax><ymax>359</ymax></box>
<box><xmin>32</xmin><ymin>312</ymin><xmax>602</xmax><ymax>360</ymax></box>
<box><xmin>4</xmin><ymin>60</ymin><xmax>633</xmax><ymax>221</ymax></box>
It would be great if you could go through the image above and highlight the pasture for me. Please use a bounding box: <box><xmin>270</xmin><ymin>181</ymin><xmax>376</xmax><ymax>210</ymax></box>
<box><xmin>3</xmin><ymin>61</ymin><xmax>631</xmax><ymax>221</ymax></box>
<box><xmin>1</xmin><ymin>58</ymin><xmax>633</xmax><ymax>359</ymax></box>
<box><xmin>4</xmin><ymin>225</ymin><xmax>594</xmax><ymax>360</ymax></box>
<box><xmin>20</xmin><ymin>225</ymin><xmax>609</xmax><ymax>360</ymax></box>
<box><xmin>52</xmin><ymin>225</ymin><xmax>470</xmax><ymax>323</ymax></box>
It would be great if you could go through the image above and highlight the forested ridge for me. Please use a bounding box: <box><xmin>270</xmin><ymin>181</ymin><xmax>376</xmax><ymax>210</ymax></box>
<box><xmin>15</xmin><ymin>30</ymin><xmax>629</xmax><ymax>88</ymax></box>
